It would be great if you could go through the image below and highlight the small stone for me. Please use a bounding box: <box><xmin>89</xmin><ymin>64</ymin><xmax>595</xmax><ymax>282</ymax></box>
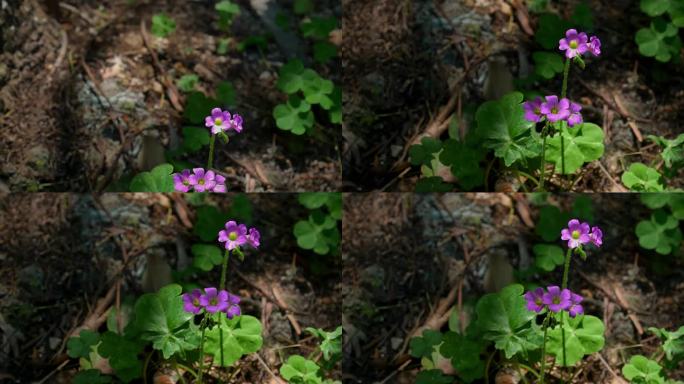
<box><xmin>48</xmin><ymin>337</ymin><xmax>61</xmax><ymax>349</ymax></box>
<box><xmin>390</xmin><ymin>337</ymin><xmax>402</xmax><ymax>350</ymax></box>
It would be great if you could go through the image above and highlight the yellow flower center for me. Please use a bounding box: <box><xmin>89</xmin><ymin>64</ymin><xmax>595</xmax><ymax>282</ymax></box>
<box><xmin>572</xmin><ymin>230</ymin><xmax>580</xmax><ymax>239</ymax></box>
<box><xmin>215</xmin><ymin>118</ymin><xmax>223</xmax><ymax>125</ymax></box>
<box><xmin>193</xmin><ymin>298</ymin><xmax>200</xmax><ymax>306</ymax></box>
<box><xmin>199</xmin><ymin>179</ymin><xmax>205</xmax><ymax>185</ymax></box>
<box><xmin>553</xmin><ymin>297</ymin><xmax>560</xmax><ymax>304</ymax></box>
<box><xmin>229</xmin><ymin>232</ymin><xmax>238</xmax><ymax>241</ymax></box>
<box><xmin>570</xmin><ymin>40</ymin><xmax>578</xmax><ymax>49</ymax></box>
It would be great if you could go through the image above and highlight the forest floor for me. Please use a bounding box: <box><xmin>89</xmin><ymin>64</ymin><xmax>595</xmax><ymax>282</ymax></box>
<box><xmin>0</xmin><ymin>193</ymin><xmax>341</xmax><ymax>383</ymax></box>
<box><xmin>0</xmin><ymin>0</ymin><xmax>341</xmax><ymax>192</ymax></box>
<box><xmin>342</xmin><ymin>0</ymin><xmax>684</xmax><ymax>192</ymax></box>
<box><xmin>342</xmin><ymin>193</ymin><xmax>684</xmax><ymax>383</ymax></box>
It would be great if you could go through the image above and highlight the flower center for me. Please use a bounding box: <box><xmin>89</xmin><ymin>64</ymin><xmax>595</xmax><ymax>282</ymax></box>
<box><xmin>199</xmin><ymin>179</ymin><xmax>205</xmax><ymax>185</ymax></box>
<box><xmin>193</xmin><ymin>298</ymin><xmax>200</xmax><ymax>306</ymax></box>
<box><xmin>215</xmin><ymin>118</ymin><xmax>223</xmax><ymax>126</ymax></box>
<box><xmin>229</xmin><ymin>232</ymin><xmax>238</xmax><ymax>241</ymax></box>
<box><xmin>570</xmin><ymin>40</ymin><xmax>578</xmax><ymax>49</ymax></box>
<box><xmin>572</xmin><ymin>230</ymin><xmax>580</xmax><ymax>239</ymax></box>
<box><xmin>553</xmin><ymin>297</ymin><xmax>560</xmax><ymax>305</ymax></box>
<box><xmin>551</xmin><ymin>107</ymin><xmax>558</xmax><ymax>114</ymax></box>
<box><xmin>535</xmin><ymin>298</ymin><xmax>542</xmax><ymax>305</ymax></box>
<box><xmin>183</xmin><ymin>180</ymin><xmax>190</xmax><ymax>186</ymax></box>
<box><xmin>210</xmin><ymin>298</ymin><xmax>217</xmax><ymax>306</ymax></box>
<box><xmin>534</xmin><ymin>107</ymin><xmax>541</xmax><ymax>115</ymax></box>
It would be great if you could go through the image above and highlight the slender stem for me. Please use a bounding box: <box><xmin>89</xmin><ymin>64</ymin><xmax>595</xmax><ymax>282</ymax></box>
<box><xmin>517</xmin><ymin>363</ymin><xmax>540</xmax><ymax>378</ymax></box>
<box><xmin>207</xmin><ymin>134</ymin><xmax>216</xmax><ymax>169</ymax></box>
<box><xmin>484</xmin><ymin>350</ymin><xmax>496</xmax><ymax>384</ymax></box>
<box><xmin>539</xmin><ymin>123</ymin><xmax>548</xmax><ymax>191</ymax></box>
<box><xmin>560</xmin><ymin>247</ymin><xmax>573</xmax><ymax>380</ymax></box>
<box><xmin>560</xmin><ymin>57</ymin><xmax>571</xmax><ymax>189</ymax></box>
<box><xmin>539</xmin><ymin>313</ymin><xmax>551</xmax><ymax>384</ymax></box>
<box><xmin>175</xmin><ymin>363</ymin><xmax>198</xmax><ymax>378</ymax></box>
<box><xmin>218</xmin><ymin>249</ymin><xmax>231</xmax><ymax>367</ymax></box>
<box><xmin>515</xmin><ymin>362</ymin><xmax>530</xmax><ymax>384</ymax></box>
<box><xmin>173</xmin><ymin>359</ymin><xmax>187</xmax><ymax>384</ymax></box>
<box><xmin>561</xmin><ymin>58</ymin><xmax>570</xmax><ymax>99</ymax></box>
<box><xmin>143</xmin><ymin>350</ymin><xmax>153</xmax><ymax>384</ymax></box>
<box><xmin>197</xmin><ymin>316</ymin><xmax>208</xmax><ymax>384</ymax></box>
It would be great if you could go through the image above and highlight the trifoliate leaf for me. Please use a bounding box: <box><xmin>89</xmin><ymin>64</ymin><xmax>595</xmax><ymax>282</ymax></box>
<box><xmin>274</xmin><ymin>96</ymin><xmax>314</xmax><ymax>135</ymax></box>
<box><xmin>299</xmin><ymin>193</ymin><xmax>331</xmax><ymax>209</ymax></box>
<box><xmin>280</xmin><ymin>355</ymin><xmax>322</xmax><ymax>383</ymax></box>
<box><xmin>328</xmin><ymin>86</ymin><xmax>342</xmax><ymax>124</ymax></box>
<box><xmin>227</xmin><ymin>194</ymin><xmax>253</xmax><ymax>223</ymax></box>
<box><xmin>325</xmin><ymin>193</ymin><xmax>343</xmax><ymax>220</ymax></box>
<box><xmin>546</xmin><ymin>123</ymin><xmax>605</xmax><ymax>174</ymax></box>
<box><xmin>547</xmin><ymin>314</ymin><xmax>605</xmax><ymax>366</ymax></box>
<box><xmin>151</xmin><ymin>14</ymin><xmax>176</xmax><ymax>38</ymax></box>
<box><xmin>641</xmin><ymin>193</ymin><xmax>671</xmax><ymax>209</ymax></box>
<box><xmin>622</xmin><ymin>355</ymin><xmax>665</xmax><ymax>383</ymax></box>
<box><xmin>415</xmin><ymin>176</ymin><xmax>453</xmax><ymax>192</ymax></box>
<box><xmin>277</xmin><ymin>60</ymin><xmax>307</xmax><ymax>94</ymax></box>
<box><xmin>216</xmin><ymin>81</ymin><xmax>236</xmax><ymax>107</ymax></box>
<box><xmin>410</xmin><ymin>138</ymin><xmax>442</xmax><ymax>166</ymax></box>
<box><xmin>182</xmin><ymin>127</ymin><xmax>210</xmax><ymax>153</ymax></box>
<box><xmin>306</xmin><ymin>326</ymin><xmax>342</xmax><ymax>363</ymax></box>
<box><xmin>635</xmin><ymin>210</ymin><xmax>682</xmax><ymax>255</ymax></box>
<box><xmin>129</xmin><ymin>164</ymin><xmax>175</xmax><ymax>192</ymax></box>
<box><xmin>533</xmin><ymin>51</ymin><xmax>564</xmax><ymax>79</ymax></box>
<box><xmin>293</xmin><ymin>210</ymin><xmax>339</xmax><ymax>255</ymax></box>
<box><xmin>635</xmin><ymin>19</ymin><xmax>682</xmax><ymax>62</ymax></box>
<box><xmin>98</xmin><ymin>332</ymin><xmax>144</xmax><ymax>383</ymax></box>
<box><xmin>533</xmin><ymin>244</ymin><xmax>565</xmax><ymax>271</ymax></box>
<box><xmin>193</xmin><ymin>205</ymin><xmax>231</xmax><ymax>242</ymax></box>
<box><xmin>670</xmin><ymin>1</ymin><xmax>684</xmax><ymax>26</ymax></box>
<box><xmin>475</xmin><ymin>92</ymin><xmax>540</xmax><ymax>167</ymax></box>
<box><xmin>648</xmin><ymin>134</ymin><xmax>684</xmax><ymax>170</ymax></box>
<box><xmin>204</xmin><ymin>315</ymin><xmax>263</xmax><ymax>366</ymax></box>
<box><xmin>535</xmin><ymin>13</ymin><xmax>573</xmax><ymax>50</ymax></box>
<box><xmin>176</xmin><ymin>74</ymin><xmax>199</xmax><ymax>93</ymax></box>
<box><xmin>184</xmin><ymin>92</ymin><xmax>218</xmax><ymax>124</ymax></box>
<box><xmin>535</xmin><ymin>205</ymin><xmax>571</xmax><ymax>242</ymax></box>
<box><xmin>300</xmin><ymin>17</ymin><xmax>337</xmax><ymax>39</ymax></box>
<box><xmin>648</xmin><ymin>326</ymin><xmax>684</xmax><ymax>364</ymax></box>
<box><xmin>571</xmin><ymin>2</ymin><xmax>594</xmax><ymax>30</ymax></box>
<box><xmin>191</xmin><ymin>244</ymin><xmax>223</xmax><ymax>271</ymax></box>
<box><xmin>67</xmin><ymin>330</ymin><xmax>100</xmax><ymax>359</ymax></box>
<box><xmin>301</xmin><ymin>72</ymin><xmax>335</xmax><ymax>109</ymax></box>
<box><xmin>440</xmin><ymin>138</ymin><xmax>486</xmax><ymax>191</ymax></box>
<box><xmin>410</xmin><ymin>330</ymin><xmax>442</xmax><ymax>358</ymax></box>
<box><xmin>314</xmin><ymin>41</ymin><xmax>338</xmax><ymax>63</ymax></box>
<box><xmin>571</xmin><ymin>195</ymin><xmax>594</xmax><ymax>222</ymax></box>
<box><xmin>622</xmin><ymin>163</ymin><xmax>665</xmax><ymax>192</ymax></box>
<box><xmin>640</xmin><ymin>0</ymin><xmax>671</xmax><ymax>16</ymax></box>
<box><xmin>440</xmin><ymin>331</ymin><xmax>486</xmax><ymax>383</ymax></box>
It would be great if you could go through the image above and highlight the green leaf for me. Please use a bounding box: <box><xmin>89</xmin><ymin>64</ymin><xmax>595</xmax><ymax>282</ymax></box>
<box><xmin>67</xmin><ymin>330</ymin><xmax>100</xmax><ymax>359</ymax></box>
<box><xmin>306</xmin><ymin>326</ymin><xmax>342</xmax><ymax>363</ymax></box>
<box><xmin>533</xmin><ymin>244</ymin><xmax>564</xmax><ymax>271</ymax></box>
<box><xmin>415</xmin><ymin>177</ymin><xmax>453</xmax><ymax>193</ymax></box>
<box><xmin>410</xmin><ymin>138</ymin><xmax>442</xmax><ymax>166</ymax></box>
<box><xmin>300</xmin><ymin>17</ymin><xmax>337</xmax><ymax>40</ymax></box>
<box><xmin>571</xmin><ymin>195</ymin><xmax>595</xmax><ymax>222</ymax></box>
<box><xmin>415</xmin><ymin>370</ymin><xmax>454</xmax><ymax>384</ymax></box>
<box><xmin>648</xmin><ymin>326</ymin><xmax>684</xmax><ymax>364</ymax></box>
<box><xmin>475</xmin><ymin>92</ymin><xmax>540</xmax><ymax>167</ymax></box>
<box><xmin>98</xmin><ymin>332</ymin><xmax>144</xmax><ymax>383</ymax></box>
<box><xmin>293</xmin><ymin>210</ymin><xmax>339</xmax><ymax>255</ymax></box>
<box><xmin>622</xmin><ymin>163</ymin><xmax>665</xmax><ymax>192</ymax></box>
<box><xmin>151</xmin><ymin>14</ymin><xmax>176</xmax><ymax>38</ymax></box>
<box><xmin>635</xmin><ymin>19</ymin><xmax>682</xmax><ymax>62</ymax></box>
<box><xmin>182</xmin><ymin>127</ymin><xmax>210</xmax><ymax>153</ymax></box>
<box><xmin>237</xmin><ymin>35</ymin><xmax>269</xmax><ymax>52</ymax></box>
<box><xmin>622</xmin><ymin>355</ymin><xmax>665</xmax><ymax>383</ymax></box>
<box><xmin>129</xmin><ymin>164</ymin><xmax>174</xmax><ymax>192</ymax></box>
<box><xmin>670</xmin><ymin>0</ymin><xmax>684</xmax><ymax>26</ymax></box>
<box><xmin>440</xmin><ymin>137</ymin><xmax>486</xmax><ymax>191</ymax></box>
<box><xmin>535</xmin><ymin>205</ymin><xmax>570</xmax><ymax>242</ymax></box>
<box><xmin>409</xmin><ymin>330</ymin><xmax>442</xmax><ymax>358</ymax></box>
<box><xmin>191</xmin><ymin>244</ymin><xmax>223</xmax><ymax>271</ymax></box>
<box><xmin>184</xmin><ymin>92</ymin><xmax>218</xmax><ymax>124</ymax></box>
<box><xmin>325</xmin><ymin>193</ymin><xmax>343</xmax><ymax>220</ymax></box>
<box><xmin>133</xmin><ymin>284</ymin><xmax>198</xmax><ymax>359</ymax></box>
<box><xmin>216</xmin><ymin>81</ymin><xmax>236</xmax><ymax>107</ymax></box>
<box><xmin>535</xmin><ymin>13</ymin><xmax>573</xmax><ymax>50</ymax></box>
<box><xmin>440</xmin><ymin>331</ymin><xmax>486</xmax><ymax>383</ymax></box>
<box><xmin>216</xmin><ymin>1</ymin><xmax>240</xmax><ymax>31</ymax></box>
<box><xmin>277</xmin><ymin>60</ymin><xmax>307</xmax><ymax>94</ymax></box>
<box><xmin>193</xmin><ymin>205</ymin><xmax>231</xmax><ymax>242</ymax></box>
<box><xmin>328</xmin><ymin>86</ymin><xmax>342</xmax><ymax>124</ymax></box>
<box><xmin>571</xmin><ymin>1</ymin><xmax>594</xmax><ymax>30</ymax></box>
<box><xmin>280</xmin><ymin>355</ymin><xmax>322</xmax><ymax>383</ymax></box>
<box><xmin>640</xmin><ymin>0</ymin><xmax>671</xmax><ymax>16</ymax></box>
<box><xmin>274</xmin><ymin>96</ymin><xmax>314</xmax><ymax>135</ymax></box>
<box><xmin>533</xmin><ymin>51</ymin><xmax>564</xmax><ymax>79</ymax></box>
<box><xmin>227</xmin><ymin>194</ymin><xmax>253</xmax><ymax>223</ymax></box>
<box><xmin>641</xmin><ymin>193</ymin><xmax>671</xmax><ymax>209</ymax></box>
<box><xmin>299</xmin><ymin>193</ymin><xmax>331</xmax><ymax>209</ymax></box>
<box><xmin>547</xmin><ymin>314</ymin><xmax>605</xmax><ymax>366</ymax></box>
<box><xmin>204</xmin><ymin>315</ymin><xmax>263</xmax><ymax>366</ymax></box>
<box><xmin>301</xmin><ymin>72</ymin><xmax>335</xmax><ymax>109</ymax></box>
<box><xmin>546</xmin><ymin>123</ymin><xmax>605</xmax><ymax>174</ymax></box>
<box><xmin>648</xmin><ymin>134</ymin><xmax>684</xmax><ymax>170</ymax></box>
<box><xmin>475</xmin><ymin>284</ymin><xmax>541</xmax><ymax>358</ymax></box>
<box><xmin>73</xmin><ymin>370</ymin><xmax>112</xmax><ymax>384</ymax></box>
<box><xmin>313</xmin><ymin>42</ymin><xmax>337</xmax><ymax>63</ymax></box>
<box><xmin>635</xmin><ymin>210</ymin><xmax>682</xmax><ymax>254</ymax></box>
<box><xmin>176</xmin><ymin>74</ymin><xmax>199</xmax><ymax>93</ymax></box>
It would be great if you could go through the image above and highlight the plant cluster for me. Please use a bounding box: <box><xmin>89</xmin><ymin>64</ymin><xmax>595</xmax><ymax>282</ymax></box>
<box><xmin>293</xmin><ymin>193</ymin><xmax>342</xmax><ymax>256</ymax></box>
<box><xmin>635</xmin><ymin>0</ymin><xmax>683</xmax><ymax>62</ymax></box>
<box><xmin>279</xmin><ymin>326</ymin><xmax>342</xmax><ymax>384</ymax></box>
<box><xmin>622</xmin><ymin>133</ymin><xmax>684</xmax><ymax>191</ymax></box>
<box><xmin>636</xmin><ymin>193</ymin><xmax>683</xmax><ymax>255</ymax></box>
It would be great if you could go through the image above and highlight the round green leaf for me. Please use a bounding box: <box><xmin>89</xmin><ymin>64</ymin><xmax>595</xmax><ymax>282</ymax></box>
<box><xmin>546</xmin><ymin>123</ymin><xmax>605</xmax><ymax>174</ymax></box>
<box><xmin>273</xmin><ymin>96</ymin><xmax>313</xmax><ymax>135</ymax></box>
<box><xmin>533</xmin><ymin>244</ymin><xmax>564</xmax><ymax>271</ymax></box>
<box><xmin>277</xmin><ymin>60</ymin><xmax>307</xmax><ymax>94</ymax></box>
<box><xmin>622</xmin><ymin>355</ymin><xmax>664</xmax><ymax>382</ymax></box>
<box><xmin>533</xmin><ymin>51</ymin><xmax>564</xmax><ymax>79</ymax></box>
<box><xmin>129</xmin><ymin>164</ymin><xmax>175</xmax><ymax>192</ymax></box>
<box><xmin>547</xmin><ymin>314</ymin><xmax>605</xmax><ymax>366</ymax></box>
<box><xmin>640</xmin><ymin>0</ymin><xmax>671</xmax><ymax>16</ymax></box>
<box><xmin>298</xmin><ymin>193</ymin><xmax>331</xmax><ymax>209</ymax></box>
<box><xmin>280</xmin><ymin>355</ymin><xmax>321</xmax><ymax>382</ymax></box>
<box><xmin>635</xmin><ymin>210</ymin><xmax>682</xmax><ymax>254</ymax></box>
<box><xmin>409</xmin><ymin>330</ymin><xmax>442</xmax><ymax>358</ymax></box>
<box><xmin>204</xmin><ymin>315</ymin><xmax>263</xmax><ymax>366</ymax></box>
<box><xmin>67</xmin><ymin>330</ymin><xmax>100</xmax><ymax>359</ymax></box>
<box><xmin>416</xmin><ymin>370</ymin><xmax>454</xmax><ymax>384</ymax></box>
<box><xmin>622</xmin><ymin>163</ymin><xmax>664</xmax><ymax>191</ymax></box>
<box><xmin>191</xmin><ymin>244</ymin><xmax>223</xmax><ymax>271</ymax></box>
<box><xmin>182</xmin><ymin>127</ymin><xmax>210</xmax><ymax>153</ymax></box>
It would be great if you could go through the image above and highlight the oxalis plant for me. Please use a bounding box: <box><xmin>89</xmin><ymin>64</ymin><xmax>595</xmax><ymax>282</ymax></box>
<box><xmin>410</xmin><ymin>219</ymin><xmax>606</xmax><ymax>384</ymax></box>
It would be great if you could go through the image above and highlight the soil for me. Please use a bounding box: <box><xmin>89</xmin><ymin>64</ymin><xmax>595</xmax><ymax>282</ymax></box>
<box><xmin>342</xmin><ymin>0</ymin><xmax>684</xmax><ymax>192</ymax></box>
<box><xmin>342</xmin><ymin>192</ymin><xmax>684</xmax><ymax>383</ymax></box>
<box><xmin>0</xmin><ymin>193</ymin><xmax>341</xmax><ymax>383</ymax></box>
<box><xmin>0</xmin><ymin>0</ymin><xmax>341</xmax><ymax>192</ymax></box>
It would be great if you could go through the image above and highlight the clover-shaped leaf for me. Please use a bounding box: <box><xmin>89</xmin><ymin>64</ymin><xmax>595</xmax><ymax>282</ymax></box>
<box><xmin>648</xmin><ymin>134</ymin><xmax>684</xmax><ymax>170</ymax></box>
<box><xmin>280</xmin><ymin>355</ymin><xmax>322</xmax><ymax>384</ymax></box>
<box><xmin>649</xmin><ymin>326</ymin><xmax>684</xmax><ymax>364</ymax></box>
<box><xmin>293</xmin><ymin>210</ymin><xmax>339</xmax><ymax>255</ymax></box>
<box><xmin>182</xmin><ymin>127</ymin><xmax>210</xmax><ymax>153</ymax></box>
<box><xmin>314</xmin><ymin>42</ymin><xmax>338</xmax><ymax>63</ymax></box>
<box><xmin>133</xmin><ymin>284</ymin><xmax>198</xmax><ymax>359</ymax></box>
<box><xmin>622</xmin><ymin>163</ymin><xmax>665</xmax><ymax>192</ymax></box>
<box><xmin>622</xmin><ymin>355</ymin><xmax>665</xmax><ymax>383</ymax></box>
<box><xmin>635</xmin><ymin>210</ymin><xmax>682</xmax><ymax>255</ymax></box>
<box><xmin>547</xmin><ymin>314</ymin><xmax>605</xmax><ymax>366</ymax></box>
<box><xmin>130</xmin><ymin>164</ymin><xmax>175</xmax><ymax>192</ymax></box>
<box><xmin>191</xmin><ymin>244</ymin><xmax>223</xmax><ymax>271</ymax></box>
<box><xmin>410</xmin><ymin>330</ymin><xmax>443</xmax><ymax>358</ymax></box>
<box><xmin>475</xmin><ymin>284</ymin><xmax>541</xmax><ymax>358</ymax></box>
<box><xmin>635</xmin><ymin>19</ymin><xmax>682</xmax><ymax>62</ymax></box>
<box><xmin>216</xmin><ymin>0</ymin><xmax>240</xmax><ymax>30</ymax></box>
<box><xmin>533</xmin><ymin>244</ymin><xmax>564</xmax><ymax>271</ymax></box>
<box><xmin>535</xmin><ymin>205</ymin><xmax>571</xmax><ymax>242</ymax></box>
<box><xmin>641</xmin><ymin>193</ymin><xmax>671</xmax><ymax>209</ymax></box>
<box><xmin>300</xmin><ymin>17</ymin><xmax>337</xmax><ymax>39</ymax></box>
<box><xmin>299</xmin><ymin>193</ymin><xmax>331</xmax><ymax>209</ymax></box>
<box><xmin>306</xmin><ymin>326</ymin><xmax>342</xmax><ymax>363</ymax></box>
<box><xmin>67</xmin><ymin>330</ymin><xmax>100</xmax><ymax>359</ymax></box>
<box><xmin>193</xmin><ymin>205</ymin><xmax>230</xmax><ymax>242</ymax></box>
<box><xmin>204</xmin><ymin>315</ymin><xmax>263</xmax><ymax>366</ymax></box>
<box><xmin>571</xmin><ymin>2</ymin><xmax>594</xmax><ymax>30</ymax></box>
<box><xmin>274</xmin><ymin>96</ymin><xmax>314</xmax><ymax>135</ymax></box>
<box><xmin>215</xmin><ymin>81</ymin><xmax>236</xmax><ymax>107</ymax></box>
<box><xmin>98</xmin><ymin>331</ymin><xmax>144</xmax><ymax>383</ymax></box>
<box><xmin>475</xmin><ymin>92</ymin><xmax>540</xmax><ymax>167</ymax></box>
<box><xmin>546</xmin><ymin>123</ymin><xmax>605</xmax><ymax>174</ymax></box>
<box><xmin>410</xmin><ymin>138</ymin><xmax>443</xmax><ymax>166</ymax></box>
<box><xmin>415</xmin><ymin>176</ymin><xmax>453</xmax><ymax>193</ymax></box>
<box><xmin>277</xmin><ymin>60</ymin><xmax>308</xmax><ymax>94</ymax></box>
<box><xmin>184</xmin><ymin>91</ymin><xmax>218</xmax><ymax>124</ymax></box>
<box><xmin>535</xmin><ymin>13</ymin><xmax>573</xmax><ymax>50</ymax></box>
<box><xmin>533</xmin><ymin>51</ymin><xmax>564</xmax><ymax>79</ymax></box>
<box><xmin>73</xmin><ymin>370</ymin><xmax>112</xmax><ymax>384</ymax></box>
<box><xmin>301</xmin><ymin>72</ymin><xmax>335</xmax><ymax>109</ymax></box>
<box><xmin>670</xmin><ymin>1</ymin><xmax>684</xmax><ymax>26</ymax></box>
<box><xmin>440</xmin><ymin>331</ymin><xmax>486</xmax><ymax>383</ymax></box>
<box><xmin>151</xmin><ymin>14</ymin><xmax>176</xmax><ymax>38</ymax></box>
<box><xmin>640</xmin><ymin>0</ymin><xmax>671</xmax><ymax>16</ymax></box>
<box><xmin>176</xmin><ymin>74</ymin><xmax>199</xmax><ymax>93</ymax></box>
<box><xmin>440</xmin><ymin>138</ymin><xmax>485</xmax><ymax>191</ymax></box>
<box><xmin>415</xmin><ymin>370</ymin><xmax>454</xmax><ymax>384</ymax></box>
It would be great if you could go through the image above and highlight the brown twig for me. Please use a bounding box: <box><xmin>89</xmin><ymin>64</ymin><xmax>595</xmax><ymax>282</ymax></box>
<box><xmin>139</xmin><ymin>19</ymin><xmax>183</xmax><ymax>112</ymax></box>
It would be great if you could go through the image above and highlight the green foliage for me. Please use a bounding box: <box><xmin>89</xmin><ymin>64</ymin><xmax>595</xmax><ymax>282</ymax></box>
<box><xmin>533</xmin><ymin>244</ymin><xmax>565</xmax><ymax>271</ymax></box>
<box><xmin>273</xmin><ymin>95</ymin><xmax>314</xmax><ymax>135</ymax></box>
<box><xmin>67</xmin><ymin>330</ymin><xmax>100</xmax><ymax>359</ymax></box>
<box><xmin>415</xmin><ymin>370</ymin><xmax>454</xmax><ymax>384</ymax></box>
<box><xmin>184</xmin><ymin>91</ymin><xmax>217</xmax><ymax>125</ymax></box>
<box><xmin>641</xmin><ymin>0</ymin><xmax>672</xmax><ymax>16</ymax></box>
<box><xmin>622</xmin><ymin>163</ymin><xmax>665</xmax><ymax>192</ymax></box>
<box><xmin>129</xmin><ymin>164</ymin><xmax>175</xmax><ymax>192</ymax></box>
<box><xmin>182</xmin><ymin>126</ymin><xmax>210</xmax><ymax>153</ymax></box>
<box><xmin>151</xmin><ymin>14</ymin><xmax>176</xmax><ymax>38</ymax></box>
<box><xmin>410</xmin><ymin>330</ymin><xmax>442</xmax><ymax>358</ymax></box>
<box><xmin>547</xmin><ymin>314</ymin><xmax>605</xmax><ymax>367</ymax></box>
<box><xmin>635</xmin><ymin>18</ymin><xmax>682</xmax><ymax>62</ymax></box>
<box><xmin>622</xmin><ymin>355</ymin><xmax>667</xmax><ymax>383</ymax></box>
<box><xmin>648</xmin><ymin>134</ymin><xmax>684</xmax><ymax>172</ymax></box>
<box><xmin>176</xmin><ymin>74</ymin><xmax>199</xmax><ymax>92</ymax></box>
<box><xmin>280</xmin><ymin>355</ymin><xmax>322</xmax><ymax>383</ymax></box>
<box><xmin>98</xmin><ymin>332</ymin><xmax>144</xmax><ymax>382</ymax></box>
<box><xmin>216</xmin><ymin>81</ymin><xmax>236</xmax><ymax>107</ymax></box>
<box><xmin>635</xmin><ymin>210</ymin><xmax>682</xmax><ymax>255</ymax></box>
<box><xmin>294</xmin><ymin>193</ymin><xmax>341</xmax><ymax>255</ymax></box>
<box><xmin>545</xmin><ymin>123</ymin><xmax>605</xmax><ymax>174</ymax></box>
<box><xmin>533</xmin><ymin>51</ymin><xmax>564</xmax><ymax>79</ymax></box>
<box><xmin>649</xmin><ymin>326</ymin><xmax>684</xmax><ymax>365</ymax></box>
<box><xmin>314</xmin><ymin>42</ymin><xmax>338</xmax><ymax>63</ymax></box>
<box><xmin>237</xmin><ymin>35</ymin><xmax>269</xmax><ymax>52</ymax></box>
<box><xmin>440</xmin><ymin>136</ymin><xmax>486</xmax><ymax>191</ymax></box>
<box><xmin>193</xmin><ymin>205</ymin><xmax>231</xmax><ymax>242</ymax></box>
<box><xmin>133</xmin><ymin>284</ymin><xmax>199</xmax><ymax>359</ymax></box>
<box><xmin>410</xmin><ymin>138</ymin><xmax>442</xmax><ymax>167</ymax></box>
<box><xmin>294</xmin><ymin>0</ymin><xmax>314</xmax><ymax>14</ymax></box>
<box><xmin>191</xmin><ymin>244</ymin><xmax>224</xmax><ymax>271</ymax></box>
<box><xmin>73</xmin><ymin>370</ymin><xmax>112</xmax><ymax>384</ymax></box>
<box><xmin>475</xmin><ymin>284</ymin><xmax>541</xmax><ymax>358</ymax></box>
<box><xmin>306</xmin><ymin>326</ymin><xmax>342</xmax><ymax>365</ymax></box>
<box><xmin>216</xmin><ymin>1</ymin><xmax>240</xmax><ymax>31</ymax></box>
<box><xmin>415</xmin><ymin>176</ymin><xmax>453</xmax><ymax>192</ymax></box>
<box><xmin>440</xmin><ymin>331</ymin><xmax>486</xmax><ymax>383</ymax></box>
<box><xmin>300</xmin><ymin>17</ymin><xmax>337</xmax><ymax>39</ymax></box>
<box><xmin>299</xmin><ymin>193</ymin><xmax>342</xmax><ymax>220</ymax></box>
<box><xmin>474</xmin><ymin>92</ymin><xmax>540</xmax><ymax>167</ymax></box>
<box><xmin>535</xmin><ymin>205</ymin><xmax>570</xmax><ymax>241</ymax></box>
<box><xmin>640</xmin><ymin>193</ymin><xmax>684</xmax><ymax>219</ymax></box>
<box><xmin>204</xmin><ymin>315</ymin><xmax>263</xmax><ymax>366</ymax></box>
<box><xmin>535</xmin><ymin>13</ymin><xmax>572</xmax><ymax>49</ymax></box>
<box><xmin>571</xmin><ymin>2</ymin><xmax>594</xmax><ymax>30</ymax></box>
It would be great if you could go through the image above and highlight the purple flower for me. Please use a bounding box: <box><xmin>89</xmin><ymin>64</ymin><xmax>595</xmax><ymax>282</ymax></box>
<box><xmin>218</xmin><ymin>220</ymin><xmax>248</xmax><ymax>250</ymax></box>
<box><xmin>567</xmin><ymin>102</ymin><xmax>583</xmax><ymax>127</ymax></box>
<box><xmin>225</xmin><ymin>293</ymin><xmax>241</xmax><ymax>319</ymax></box>
<box><xmin>541</xmin><ymin>96</ymin><xmax>571</xmax><ymax>123</ymax></box>
<box><xmin>587</xmin><ymin>36</ymin><xmax>601</xmax><ymax>57</ymax></box>
<box><xmin>205</xmin><ymin>108</ymin><xmax>232</xmax><ymax>135</ymax></box>
<box><xmin>589</xmin><ymin>226</ymin><xmax>603</xmax><ymax>247</ymax></box>
<box><xmin>229</xmin><ymin>113</ymin><xmax>244</xmax><ymax>133</ymax></box>
<box><xmin>567</xmin><ymin>292</ymin><xmax>584</xmax><ymax>318</ymax></box>
<box><xmin>523</xmin><ymin>97</ymin><xmax>544</xmax><ymax>123</ymax></box>
<box><xmin>559</xmin><ymin>29</ymin><xmax>588</xmax><ymax>59</ymax></box>
<box><xmin>524</xmin><ymin>287</ymin><xmax>546</xmax><ymax>313</ymax></box>
<box><xmin>182</xmin><ymin>289</ymin><xmax>204</xmax><ymax>314</ymax></box>
<box><xmin>213</xmin><ymin>174</ymin><xmax>227</xmax><ymax>193</ymax></box>
<box><xmin>246</xmin><ymin>228</ymin><xmax>260</xmax><ymax>249</ymax></box>
<box><xmin>542</xmin><ymin>286</ymin><xmax>572</xmax><ymax>312</ymax></box>
<box><xmin>199</xmin><ymin>287</ymin><xmax>229</xmax><ymax>314</ymax></box>
<box><xmin>173</xmin><ymin>169</ymin><xmax>192</xmax><ymax>193</ymax></box>
<box><xmin>188</xmin><ymin>168</ymin><xmax>217</xmax><ymax>192</ymax></box>
<box><xmin>561</xmin><ymin>219</ymin><xmax>591</xmax><ymax>249</ymax></box>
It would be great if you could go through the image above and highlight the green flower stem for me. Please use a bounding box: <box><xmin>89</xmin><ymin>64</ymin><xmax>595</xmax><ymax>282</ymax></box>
<box><xmin>517</xmin><ymin>363</ymin><xmax>540</xmax><ymax>378</ymax></box>
<box><xmin>539</xmin><ymin>122</ymin><xmax>550</xmax><ymax>191</ymax></box>
<box><xmin>559</xmin><ymin>247</ymin><xmax>574</xmax><ymax>380</ymax></box>
<box><xmin>218</xmin><ymin>248</ymin><xmax>231</xmax><ymax>368</ymax></box>
<box><xmin>175</xmin><ymin>363</ymin><xmax>198</xmax><ymax>379</ymax></box>
<box><xmin>197</xmin><ymin>315</ymin><xmax>209</xmax><ymax>384</ymax></box>
<box><xmin>560</xmin><ymin>57</ymin><xmax>571</xmax><ymax>188</ymax></box>
<box><xmin>173</xmin><ymin>359</ymin><xmax>187</xmax><ymax>384</ymax></box>
<box><xmin>207</xmin><ymin>134</ymin><xmax>216</xmax><ymax>170</ymax></box>
<box><xmin>561</xmin><ymin>58</ymin><xmax>570</xmax><ymax>99</ymax></box>
<box><xmin>539</xmin><ymin>312</ymin><xmax>551</xmax><ymax>384</ymax></box>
